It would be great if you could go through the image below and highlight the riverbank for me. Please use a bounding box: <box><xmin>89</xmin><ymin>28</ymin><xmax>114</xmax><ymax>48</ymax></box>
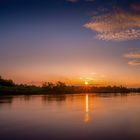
<box><xmin>0</xmin><ymin>76</ymin><xmax>140</xmax><ymax>95</ymax></box>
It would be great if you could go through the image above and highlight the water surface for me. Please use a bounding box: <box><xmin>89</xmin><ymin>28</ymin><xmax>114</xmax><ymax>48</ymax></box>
<box><xmin>0</xmin><ymin>93</ymin><xmax>140</xmax><ymax>140</ymax></box>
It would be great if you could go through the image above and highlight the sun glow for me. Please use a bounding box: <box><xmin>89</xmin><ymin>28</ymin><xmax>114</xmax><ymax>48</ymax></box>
<box><xmin>85</xmin><ymin>81</ymin><xmax>89</xmax><ymax>85</ymax></box>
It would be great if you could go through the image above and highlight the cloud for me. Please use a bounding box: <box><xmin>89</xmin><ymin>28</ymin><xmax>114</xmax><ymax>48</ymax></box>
<box><xmin>124</xmin><ymin>50</ymin><xmax>140</xmax><ymax>66</ymax></box>
<box><xmin>84</xmin><ymin>9</ymin><xmax>140</xmax><ymax>41</ymax></box>
<box><xmin>124</xmin><ymin>52</ymin><xmax>140</xmax><ymax>58</ymax></box>
<box><xmin>128</xmin><ymin>60</ymin><xmax>140</xmax><ymax>66</ymax></box>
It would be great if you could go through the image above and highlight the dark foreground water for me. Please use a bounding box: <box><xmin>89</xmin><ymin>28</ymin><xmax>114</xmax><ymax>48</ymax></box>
<box><xmin>0</xmin><ymin>93</ymin><xmax>140</xmax><ymax>140</ymax></box>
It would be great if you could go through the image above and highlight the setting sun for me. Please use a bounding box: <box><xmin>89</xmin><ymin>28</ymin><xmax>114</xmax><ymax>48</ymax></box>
<box><xmin>85</xmin><ymin>81</ymin><xmax>89</xmax><ymax>85</ymax></box>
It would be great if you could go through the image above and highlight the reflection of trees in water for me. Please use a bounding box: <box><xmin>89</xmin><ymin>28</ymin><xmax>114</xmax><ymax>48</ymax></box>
<box><xmin>0</xmin><ymin>96</ymin><xmax>13</xmax><ymax>105</ymax></box>
<box><xmin>42</xmin><ymin>95</ymin><xmax>66</xmax><ymax>104</ymax></box>
<box><xmin>23</xmin><ymin>95</ymin><xmax>32</xmax><ymax>101</ymax></box>
<box><xmin>95</xmin><ymin>93</ymin><xmax>129</xmax><ymax>98</ymax></box>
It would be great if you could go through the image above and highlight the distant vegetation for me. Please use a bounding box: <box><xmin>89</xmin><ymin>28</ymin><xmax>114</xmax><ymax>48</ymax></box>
<box><xmin>0</xmin><ymin>76</ymin><xmax>140</xmax><ymax>95</ymax></box>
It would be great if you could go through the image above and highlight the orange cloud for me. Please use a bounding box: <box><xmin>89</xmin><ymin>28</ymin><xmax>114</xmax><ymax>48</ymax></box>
<box><xmin>128</xmin><ymin>60</ymin><xmax>140</xmax><ymax>66</ymax></box>
<box><xmin>124</xmin><ymin>52</ymin><xmax>140</xmax><ymax>58</ymax></box>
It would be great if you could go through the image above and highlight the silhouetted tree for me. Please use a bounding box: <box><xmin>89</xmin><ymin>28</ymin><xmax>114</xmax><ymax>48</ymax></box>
<box><xmin>42</xmin><ymin>82</ymin><xmax>54</xmax><ymax>93</ymax></box>
<box><xmin>0</xmin><ymin>76</ymin><xmax>15</xmax><ymax>87</ymax></box>
<box><xmin>0</xmin><ymin>75</ymin><xmax>140</xmax><ymax>95</ymax></box>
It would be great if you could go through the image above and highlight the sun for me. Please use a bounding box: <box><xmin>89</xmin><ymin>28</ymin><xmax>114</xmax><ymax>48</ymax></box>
<box><xmin>85</xmin><ymin>81</ymin><xmax>89</xmax><ymax>85</ymax></box>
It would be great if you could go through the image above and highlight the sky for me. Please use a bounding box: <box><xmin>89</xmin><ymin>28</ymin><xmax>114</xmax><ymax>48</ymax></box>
<box><xmin>0</xmin><ymin>0</ymin><xmax>140</xmax><ymax>87</ymax></box>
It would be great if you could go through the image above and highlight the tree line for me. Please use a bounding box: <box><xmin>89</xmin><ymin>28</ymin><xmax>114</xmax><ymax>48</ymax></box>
<box><xmin>0</xmin><ymin>76</ymin><xmax>140</xmax><ymax>95</ymax></box>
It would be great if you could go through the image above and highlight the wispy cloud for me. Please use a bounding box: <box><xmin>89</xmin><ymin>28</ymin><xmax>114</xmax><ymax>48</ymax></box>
<box><xmin>124</xmin><ymin>52</ymin><xmax>140</xmax><ymax>58</ymax></box>
<box><xmin>124</xmin><ymin>51</ymin><xmax>140</xmax><ymax>66</ymax></box>
<box><xmin>128</xmin><ymin>60</ymin><xmax>140</xmax><ymax>66</ymax></box>
<box><xmin>84</xmin><ymin>9</ymin><xmax>140</xmax><ymax>41</ymax></box>
<box><xmin>79</xmin><ymin>72</ymin><xmax>106</xmax><ymax>83</ymax></box>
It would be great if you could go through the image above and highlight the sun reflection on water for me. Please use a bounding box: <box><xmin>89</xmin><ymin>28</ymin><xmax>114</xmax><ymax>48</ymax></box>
<box><xmin>84</xmin><ymin>94</ymin><xmax>90</xmax><ymax>123</ymax></box>
<box><xmin>86</xmin><ymin>94</ymin><xmax>89</xmax><ymax>113</ymax></box>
